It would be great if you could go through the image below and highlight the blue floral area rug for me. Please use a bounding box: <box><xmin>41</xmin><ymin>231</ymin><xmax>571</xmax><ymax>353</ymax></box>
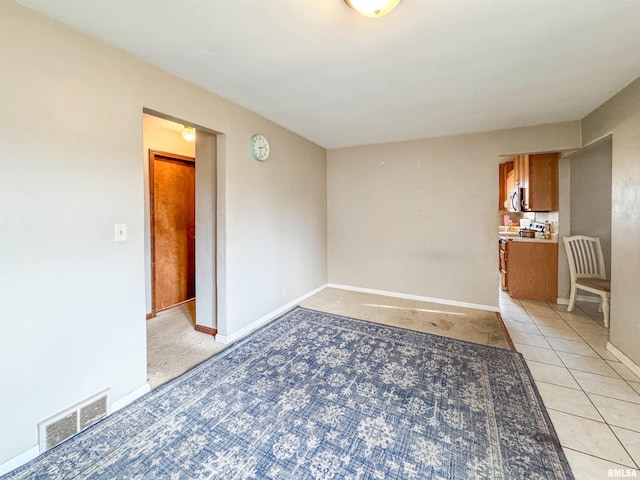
<box><xmin>4</xmin><ymin>307</ymin><xmax>573</xmax><ymax>479</ymax></box>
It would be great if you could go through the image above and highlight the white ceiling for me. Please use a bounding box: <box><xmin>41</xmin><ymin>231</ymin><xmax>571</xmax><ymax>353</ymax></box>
<box><xmin>17</xmin><ymin>0</ymin><xmax>640</xmax><ymax>149</ymax></box>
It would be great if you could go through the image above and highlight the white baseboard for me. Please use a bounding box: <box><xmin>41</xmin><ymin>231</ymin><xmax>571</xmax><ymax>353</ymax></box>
<box><xmin>111</xmin><ymin>384</ymin><xmax>151</xmax><ymax>413</ymax></box>
<box><xmin>607</xmin><ymin>342</ymin><xmax>640</xmax><ymax>379</ymax></box>
<box><xmin>0</xmin><ymin>383</ymin><xmax>150</xmax><ymax>476</ymax></box>
<box><xmin>0</xmin><ymin>445</ymin><xmax>39</xmax><ymax>476</ymax></box>
<box><xmin>216</xmin><ymin>284</ymin><xmax>329</xmax><ymax>344</ymax></box>
<box><xmin>327</xmin><ymin>283</ymin><xmax>499</xmax><ymax>312</ymax></box>
<box><xmin>557</xmin><ymin>295</ymin><xmax>601</xmax><ymax>305</ymax></box>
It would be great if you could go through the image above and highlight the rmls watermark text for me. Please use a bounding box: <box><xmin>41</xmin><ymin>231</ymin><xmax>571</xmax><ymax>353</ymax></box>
<box><xmin>608</xmin><ymin>469</ymin><xmax>638</xmax><ymax>478</ymax></box>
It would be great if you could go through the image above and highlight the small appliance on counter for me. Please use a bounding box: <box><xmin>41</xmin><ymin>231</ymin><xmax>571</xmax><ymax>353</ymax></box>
<box><xmin>518</xmin><ymin>229</ymin><xmax>536</xmax><ymax>238</ymax></box>
<box><xmin>530</xmin><ymin>221</ymin><xmax>545</xmax><ymax>233</ymax></box>
<box><xmin>523</xmin><ymin>221</ymin><xmax>552</xmax><ymax>239</ymax></box>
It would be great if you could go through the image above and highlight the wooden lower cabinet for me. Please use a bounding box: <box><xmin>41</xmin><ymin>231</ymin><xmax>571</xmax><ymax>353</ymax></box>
<box><xmin>499</xmin><ymin>240</ymin><xmax>508</xmax><ymax>290</ymax></box>
<box><xmin>506</xmin><ymin>241</ymin><xmax>558</xmax><ymax>303</ymax></box>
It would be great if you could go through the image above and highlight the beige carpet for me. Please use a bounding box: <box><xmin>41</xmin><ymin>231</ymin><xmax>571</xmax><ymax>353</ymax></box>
<box><xmin>147</xmin><ymin>288</ymin><xmax>512</xmax><ymax>389</ymax></box>
<box><xmin>146</xmin><ymin>301</ymin><xmax>226</xmax><ymax>389</ymax></box>
<box><xmin>300</xmin><ymin>288</ymin><xmax>512</xmax><ymax>350</ymax></box>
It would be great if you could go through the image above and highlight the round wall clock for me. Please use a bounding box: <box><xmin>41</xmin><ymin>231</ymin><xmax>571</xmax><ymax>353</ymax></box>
<box><xmin>249</xmin><ymin>134</ymin><xmax>270</xmax><ymax>161</ymax></box>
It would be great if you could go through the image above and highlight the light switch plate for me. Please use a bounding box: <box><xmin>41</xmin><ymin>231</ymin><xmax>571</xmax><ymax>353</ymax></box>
<box><xmin>114</xmin><ymin>223</ymin><xmax>127</xmax><ymax>241</ymax></box>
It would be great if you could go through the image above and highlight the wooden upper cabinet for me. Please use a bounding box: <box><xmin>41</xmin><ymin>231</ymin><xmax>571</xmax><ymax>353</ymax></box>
<box><xmin>527</xmin><ymin>153</ymin><xmax>558</xmax><ymax>211</ymax></box>
<box><xmin>498</xmin><ymin>161</ymin><xmax>514</xmax><ymax>210</ymax></box>
<box><xmin>499</xmin><ymin>163</ymin><xmax>506</xmax><ymax>210</ymax></box>
<box><xmin>514</xmin><ymin>155</ymin><xmax>528</xmax><ymax>189</ymax></box>
<box><xmin>516</xmin><ymin>155</ymin><xmax>530</xmax><ymax>209</ymax></box>
<box><xmin>512</xmin><ymin>153</ymin><xmax>558</xmax><ymax>212</ymax></box>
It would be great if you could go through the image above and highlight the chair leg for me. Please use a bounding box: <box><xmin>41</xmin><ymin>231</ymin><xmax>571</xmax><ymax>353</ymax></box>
<box><xmin>601</xmin><ymin>294</ymin><xmax>610</xmax><ymax>328</ymax></box>
<box><xmin>568</xmin><ymin>285</ymin><xmax>577</xmax><ymax>312</ymax></box>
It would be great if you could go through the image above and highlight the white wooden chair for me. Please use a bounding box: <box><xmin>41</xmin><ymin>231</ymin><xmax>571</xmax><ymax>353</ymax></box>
<box><xmin>563</xmin><ymin>235</ymin><xmax>611</xmax><ymax>327</ymax></box>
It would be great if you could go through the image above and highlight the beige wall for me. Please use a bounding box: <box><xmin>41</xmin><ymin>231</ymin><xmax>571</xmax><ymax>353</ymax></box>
<box><xmin>570</xmin><ymin>138</ymin><xmax>612</xmax><ymax>281</ymax></box>
<box><xmin>557</xmin><ymin>157</ymin><xmax>571</xmax><ymax>300</ymax></box>
<box><xmin>582</xmin><ymin>78</ymin><xmax>640</xmax><ymax>366</ymax></box>
<box><xmin>195</xmin><ymin>130</ymin><xmax>218</xmax><ymax>330</ymax></box>
<box><xmin>0</xmin><ymin>1</ymin><xmax>326</xmax><ymax>465</ymax></box>
<box><xmin>327</xmin><ymin>123</ymin><xmax>581</xmax><ymax>308</ymax></box>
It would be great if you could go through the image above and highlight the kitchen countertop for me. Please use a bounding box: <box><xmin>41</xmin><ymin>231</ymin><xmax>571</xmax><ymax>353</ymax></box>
<box><xmin>499</xmin><ymin>234</ymin><xmax>558</xmax><ymax>244</ymax></box>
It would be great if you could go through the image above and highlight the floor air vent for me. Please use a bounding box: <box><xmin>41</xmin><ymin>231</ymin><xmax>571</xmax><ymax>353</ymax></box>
<box><xmin>38</xmin><ymin>390</ymin><xmax>109</xmax><ymax>452</ymax></box>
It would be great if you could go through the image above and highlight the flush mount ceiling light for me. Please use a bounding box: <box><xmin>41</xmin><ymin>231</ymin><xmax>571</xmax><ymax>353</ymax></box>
<box><xmin>344</xmin><ymin>0</ymin><xmax>400</xmax><ymax>18</ymax></box>
<box><xmin>181</xmin><ymin>125</ymin><xmax>196</xmax><ymax>142</ymax></box>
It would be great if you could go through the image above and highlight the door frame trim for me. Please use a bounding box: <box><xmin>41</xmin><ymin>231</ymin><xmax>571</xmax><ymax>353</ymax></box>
<box><xmin>149</xmin><ymin>149</ymin><xmax>196</xmax><ymax>318</ymax></box>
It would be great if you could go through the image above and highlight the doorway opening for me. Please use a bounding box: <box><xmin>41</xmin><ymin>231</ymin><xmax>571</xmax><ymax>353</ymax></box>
<box><xmin>496</xmin><ymin>142</ymin><xmax>612</xmax><ymax>322</ymax></box>
<box><xmin>142</xmin><ymin>111</ymin><xmax>223</xmax><ymax>388</ymax></box>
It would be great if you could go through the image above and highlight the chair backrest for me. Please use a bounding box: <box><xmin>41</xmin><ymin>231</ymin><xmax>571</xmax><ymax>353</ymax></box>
<box><xmin>563</xmin><ymin>235</ymin><xmax>607</xmax><ymax>281</ymax></box>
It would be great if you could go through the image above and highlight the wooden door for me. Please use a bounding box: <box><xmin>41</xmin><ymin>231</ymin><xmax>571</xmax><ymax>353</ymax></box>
<box><xmin>150</xmin><ymin>150</ymin><xmax>196</xmax><ymax>314</ymax></box>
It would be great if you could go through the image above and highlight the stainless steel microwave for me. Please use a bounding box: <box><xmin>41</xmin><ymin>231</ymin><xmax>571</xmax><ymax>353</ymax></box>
<box><xmin>509</xmin><ymin>188</ymin><xmax>523</xmax><ymax>212</ymax></box>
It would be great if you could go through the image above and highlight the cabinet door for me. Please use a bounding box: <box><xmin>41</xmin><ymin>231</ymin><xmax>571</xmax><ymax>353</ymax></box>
<box><xmin>499</xmin><ymin>163</ymin><xmax>506</xmax><ymax>210</ymax></box>
<box><xmin>528</xmin><ymin>153</ymin><xmax>558</xmax><ymax>211</ymax></box>
<box><xmin>498</xmin><ymin>161</ymin><xmax>514</xmax><ymax>210</ymax></box>
<box><xmin>507</xmin><ymin>242</ymin><xmax>558</xmax><ymax>302</ymax></box>
<box><xmin>521</xmin><ymin>155</ymin><xmax>530</xmax><ymax>210</ymax></box>
<box><xmin>499</xmin><ymin>243</ymin><xmax>508</xmax><ymax>291</ymax></box>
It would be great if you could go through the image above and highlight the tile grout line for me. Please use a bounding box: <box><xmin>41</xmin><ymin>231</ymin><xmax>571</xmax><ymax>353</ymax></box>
<box><xmin>533</xmin><ymin>379</ymin><xmax>582</xmax><ymax>392</ymax></box>
<box><xmin>609</xmin><ymin>425</ymin><xmax>640</xmax><ymax>469</ymax></box>
<box><xmin>587</xmin><ymin>392</ymin><xmax>640</xmax><ymax>410</ymax></box>
<box><xmin>544</xmin><ymin>406</ymin><xmax>605</xmax><ymax>425</ymax></box>
<box><xmin>562</xmin><ymin>447</ymin><xmax>639</xmax><ymax>471</ymax></box>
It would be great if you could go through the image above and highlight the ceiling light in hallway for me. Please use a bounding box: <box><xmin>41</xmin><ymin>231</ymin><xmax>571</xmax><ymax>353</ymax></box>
<box><xmin>181</xmin><ymin>126</ymin><xmax>196</xmax><ymax>142</ymax></box>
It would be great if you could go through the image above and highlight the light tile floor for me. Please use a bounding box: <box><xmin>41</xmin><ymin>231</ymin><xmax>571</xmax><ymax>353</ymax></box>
<box><xmin>499</xmin><ymin>290</ymin><xmax>640</xmax><ymax>479</ymax></box>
